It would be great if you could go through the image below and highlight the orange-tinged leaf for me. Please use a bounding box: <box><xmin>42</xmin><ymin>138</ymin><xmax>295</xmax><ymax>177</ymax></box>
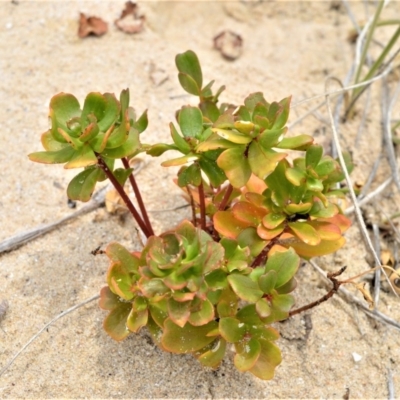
<box><xmin>232</xmin><ymin>201</ymin><xmax>266</xmax><ymax>226</ymax></box>
<box><xmin>288</xmin><ymin>221</ymin><xmax>320</xmax><ymax>246</ymax></box>
<box><xmin>103</xmin><ymin>302</ymin><xmax>132</xmax><ymax>341</ymax></box>
<box><xmin>234</xmin><ymin>337</ymin><xmax>261</xmax><ymax>372</ymax></box>
<box><xmin>257</xmin><ymin>224</ymin><xmax>284</xmax><ymax>240</ymax></box>
<box><xmin>197</xmin><ymin>338</ymin><xmax>227</xmax><ymax>368</ymax></box>
<box><xmin>319</xmin><ymin>213</ymin><xmax>351</xmax><ymax>233</ymax></box>
<box><xmin>214</xmin><ymin>211</ymin><xmax>251</xmax><ymax>239</ymax></box>
<box><xmin>308</xmin><ymin>221</ymin><xmax>342</xmax><ymax>241</ymax></box>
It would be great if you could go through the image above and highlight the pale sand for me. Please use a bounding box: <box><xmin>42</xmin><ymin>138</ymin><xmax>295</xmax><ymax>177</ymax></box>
<box><xmin>1</xmin><ymin>1</ymin><xmax>400</xmax><ymax>398</ymax></box>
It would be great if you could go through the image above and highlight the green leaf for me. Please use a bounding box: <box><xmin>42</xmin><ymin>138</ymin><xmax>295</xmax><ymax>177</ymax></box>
<box><xmin>133</xmin><ymin>109</ymin><xmax>148</xmax><ymax>133</ymax></box>
<box><xmin>198</xmin><ymin>156</ymin><xmax>227</xmax><ymax>187</ymax></box>
<box><xmin>107</xmin><ymin>262</ymin><xmax>135</xmax><ymax>300</ymax></box>
<box><xmin>219</xmin><ymin>317</ymin><xmax>246</xmax><ymax>343</ymax></box>
<box><xmin>248</xmin><ymin>339</ymin><xmax>282</xmax><ymax>380</ymax></box>
<box><xmin>64</xmin><ymin>143</ymin><xmax>97</xmax><ymax>169</ymax></box>
<box><xmin>205</xmin><ymin>269</ymin><xmax>228</xmax><ymax>290</ymax></box>
<box><xmin>41</xmin><ymin>130</ymin><xmax>69</xmax><ymax>151</ymax></box>
<box><xmin>285</xmin><ymin>167</ymin><xmax>306</xmax><ymax>186</ymax></box>
<box><xmin>99</xmin><ymin>93</ymin><xmax>120</xmax><ymax>132</ymax></box>
<box><xmin>81</xmin><ymin>92</ymin><xmax>107</xmax><ymax>128</ymax></box>
<box><xmin>234</xmin><ymin>337</ymin><xmax>261</xmax><ymax>372</ymax></box>
<box><xmin>161</xmin><ymin>153</ymin><xmax>199</xmax><ymax>167</ymax></box>
<box><xmin>179</xmin><ymin>106</ymin><xmax>204</xmax><ymax>138</ymax></box>
<box><xmin>103</xmin><ymin>301</ymin><xmax>132</xmax><ymax>341</ymax></box>
<box><xmin>262</xmin><ymin>213</ymin><xmax>286</xmax><ymax>229</ymax></box>
<box><xmin>314</xmin><ymin>156</ymin><xmax>337</xmax><ymax>176</ymax></box>
<box><xmin>162</xmin><ymin>319</ymin><xmax>217</xmax><ymax>353</ymax></box>
<box><xmin>255</xmin><ymin>298</ymin><xmax>272</xmax><ymax>318</ymax></box>
<box><xmin>101</xmin><ymin>128</ymin><xmax>140</xmax><ymax>159</ymax></box>
<box><xmin>276</xmin><ymin>134</ymin><xmax>314</xmax><ymax>150</ymax></box>
<box><xmin>177</xmin><ymin>163</ymin><xmax>202</xmax><ymax>187</ymax></box>
<box><xmin>217</xmin><ymin>147</ymin><xmax>251</xmax><ymax>188</ymax></box>
<box><xmin>170</xmin><ymin>122</ymin><xmax>191</xmax><ymax>154</ymax></box>
<box><xmin>259</xmin><ymin>128</ymin><xmax>286</xmax><ymax>148</ymax></box>
<box><xmin>264</xmin><ymin>248</ymin><xmax>300</xmax><ymax>288</ymax></box>
<box><xmin>50</xmin><ymin>93</ymin><xmax>81</xmax><ymax>130</ymax></box>
<box><xmin>178</xmin><ymin>73</ymin><xmax>201</xmax><ymax>96</ymax></box>
<box><xmin>244</xmin><ymin>92</ymin><xmax>268</xmax><ymax>114</ymax></box>
<box><xmin>67</xmin><ymin>167</ymin><xmax>101</xmax><ymax>202</ymax></box>
<box><xmin>248</xmin><ymin>142</ymin><xmax>287</xmax><ymax>180</ymax></box>
<box><xmin>213</xmin><ymin>128</ymin><xmax>252</xmax><ymax>144</ymax></box>
<box><xmin>106</xmin><ymin>242</ymin><xmax>140</xmax><ymax>273</ymax></box>
<box><xmin>113</xmin><ymin>167</ymin><xmax>133</xmax><ymax>186</ymax></box>
<box><xmin>168</xmin><ymin>298</ymin><xmax>191</xmax><ymax>328</ymax></box>
<box><xmin>175</xmin><ymin>50</ymin><xmax>203</xmax><ymax>89</ymax></box>
<box><xmin>105</xmin><ymin>122</ymin><xmax>128</xmax><ymax>149</ymax></box>
<box><xmin>126</xmin><ymin>309</ymin><xmax>148</xmax><ymax>333</ymax></box>
<box><xmin>306</xmin><ymin>144</ymin><xmax>323</xmax><ymax>168</ymax></box>
<box><xmin>188</xmin><ymin>298</ymin><xmax>215</xmax><ymax>326</ymax></box>
<box><xmin>197</xmin><ymin>338</ymin><xmax>226</xmax><ymax>368</ymax></box>
<box><xmin>99</xmin><ymin>286</ymin><xmax>120</xmax><ymax>311</ymax></box>
<box><xmin>28</xmin><ymin>146</ymin><xmax>75</xmax><ymax>165</ymax></box>
<box><xmin>237</xmin><ymin>227</ymin><xmax>267</xmax><ymax>257</ymax></box>
<box><xmin>273</xmin><ymin>96</ymin><xmax>291</xmax><ymax>129</ymax></box>
<box><xmin>227</xmin><ymin>274</ymin><xmax>263</xmax><ymax>302</ymax></box>
<box><xmin>258</xmin><ymin>271</ymin><xmax>278</xmax><ymax>294</ymax></box>
<box><xmin>200</xmin><ymin>100</ymin><xmax>220</xmax><ymax>122</ymax></box>
<box><xmin>306</xmin><ymin>177</ymin><xmax>324</xmax><ymax>192</ymax></box>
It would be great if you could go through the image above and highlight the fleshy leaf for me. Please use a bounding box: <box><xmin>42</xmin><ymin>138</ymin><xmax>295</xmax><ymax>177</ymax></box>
<box><xmin>276</xmin><ymin>134</ymin><xmax>313</xmax><ymax>150</ymax></box>
<box><xmin>288</xmin><ymin>221</ymin><xmax>321</xmax><ymax>246</ymax></box>
<box><xmin>217</xmin><ymin>147</ymin><xmax>251</xmax><ymax>188</ymax></box>
<box><xmin>219</xmin><ymin>317</ymin><xmax>246</xmax><ymax>343</ymax></box>
<box><xmin>197</xmin><ymin>338</ymin><xmax>226</xmax><ymax>368</ymax></box>
<box><xmin>305</xmin><ymin>144</ymin><xmax>323</xmax><ymax>168</ymax></box>
<box><xmin>213</xmin><ymin>128</ymin><xmax>252</xmax><ymax>144</ymax></box>
<box><xmin>28</xmin><ymin>146</ymin><xmax>75</xmax><ymax>164</ymax></box>
<box><xmin>179</xmin><ymin>106</ymin><xmax>203</xmax><ymax>138</ymax></box>
<box><xmin>234</xmin><ymin>337</ymin><xmax>261</xmax><ymax>372</ymax></box>
<box><xmin>188</xmin><ymin>298</ymin><xmax>215</xmax><ymax>326</ymax></box>
<box><xmin>248</xmin><ymin>339</ymin><xmax>282</xmax><ymax>380</ymax></box>
<box><xmin>227</xmin><ymin>274</ymin><xmax>263</xmax><ymax>302</ymax></box>
<box><xmin>175</xmin><ymin>50</ymin><xmax>203</xmax><ymax>90</ymax></box>
<box><xmin>264</xmin><ymin>248</ymin><xmax>300</xmax><ymax>288</ymax></box>
<box><xmin>126</xmin><ymin>308</ymin><xmax>148</xmax><ymax>333</ymax></box>
<box><xmin>162</xmin><ymin>319</ymin><xmax>217</xmax><ymax>353</ymax></box>
<box><xmin>214</xmin><ymin>211</ymin><xmax>251</xmax><ymax>239</ymax></box>
<box><xmin>103</xmin><ymin>301</ymin><xmax>132</xmax><ymax>341</ymax></box>
<box><xmin>67</xmin><ymin>167</ymin><xmax>102</xmax><ymax>201</ymax></box>
<box><xmin>258</xmin><ymin>270</ymin><xmax>278</xmax><ymax>294</ymax></box>
<box><xmin>106</xmin><ymin>242</ymin><xmax>140</xmax><ymax>273</ymax></box>
<box><xmin>168</xmin><ymin>298</ymin><xmax>191</xmax><ymax>328</ymax></box>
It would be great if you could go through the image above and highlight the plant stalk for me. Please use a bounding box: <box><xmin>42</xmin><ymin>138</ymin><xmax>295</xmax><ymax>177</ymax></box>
<box><xmin>288</xmin><ymin>266</ymin><xmax>346</xmax><ymax>317</ymax></box>
<box><xmin>218</xmin><ymin>184</ymin><xmax>233</xmax><ymax>211</ymax></box>
<box><xmin>96</xmin><ymin>155</ymin><xmax>151</xmax><ymax>238</ymax></box>
<box><xmin>198</xmin><ymin>180</ymin><xmax>206</xmax><ymax>230</ymax></box>
<box><xmin>122</xmin><ymin>157</ymin><xmax>154</xmax><ymax>236</ymax></box>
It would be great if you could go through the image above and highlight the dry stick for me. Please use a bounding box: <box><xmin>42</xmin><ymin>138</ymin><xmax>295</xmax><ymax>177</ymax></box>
<box><xmin>121</xmin><ymin>157</ymin><xmax>154</xmax><ymax>236</ymax></box>
<box><xmin>372</xmin><ymin>223</ymin><xmax>382</xmax><ymax>308</ymax></box>
<box><xmin>357</xmin><ymin>155</ymin><xmax>382</xmax><ymax>200</ymax></box>
<box><xmin>388</xmin><ymin>366</ymin><xmax>396</xmax><ymax>400</ymax></box>
<box><xmin>344</xmin><ymin>176</ymin><xmax>393</xmax><ymax>215</ymax></box>
<box><xmin>0</xmin><ymin>294</ymin><xmax>100</xmax><ymax>378</ymax></box>
<box><xmin>0</xmin><ymin>186</ymin><xmax>107</xmax><ymax>254</ymax></box>
<box><xmin>309</xmin><ymin>260</ymin><xmax>400</xmax><ymax>332</ymax></box>
<box><xmin>382</xmin><ymin>78</ymin><xmax>400</xmax><ymax>192</ymax></box>
<box><xmin>325</xmin><ymin>87</ymin><xmax>397</xmax><ymax>296</ymax></box>
<box><xmin>96</xmin><ymin>155</ymin><xmax>150</xmax><ymax>238</ymax></box>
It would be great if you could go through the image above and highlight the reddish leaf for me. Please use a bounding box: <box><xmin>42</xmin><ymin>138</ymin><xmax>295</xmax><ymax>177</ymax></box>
<box><xmin>78</xmin><ymin>13</ymin><xmax>108</xmax><ymax>38</ymax></box>
<box><xmin>115</xmin><ymin>1</ymin><xmax>145</xmax><ymax>34</ymax></box>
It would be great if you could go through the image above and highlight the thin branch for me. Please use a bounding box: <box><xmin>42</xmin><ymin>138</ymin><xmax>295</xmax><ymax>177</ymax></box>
<box><xmin>325</xmin><ymin>86</ymin><xmax>396</xmax><ymax>295</ymax></box>
<box><xmin>309</xmin><ymin>260</ymin><xmax>400</xmax><ymax>332</ymax></box>
<box><xmin>96</xmin><ymin>155</ymin><xmax>151</xmax><ymax>238</ymax></box>
<box><xmin>121</xmin><ymin>157</ymin><xmax>154</xmax><ymax>236</ymax></box>
<box><xmin>218</xmin><ymin>184</ymin><xmax>233</xmax><ymax>211</ymax></box>
<box><xmin>198</xmin><ymin>180</ymin><xmax>206</xmax><ymax>230</ymax></box>
<box><xmin>289</xmin><ymin>267</ymin><xmax>347</xmax><ymax>317</ymax></box>
<box><xmin>0</xmin><ymin>294</ymin><xmax>100</xmax><ymax>377</ymax></box>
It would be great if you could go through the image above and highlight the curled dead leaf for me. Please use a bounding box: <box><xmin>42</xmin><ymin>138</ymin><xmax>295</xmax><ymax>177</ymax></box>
<box><xmin>78</xmin><ymin>13</ymin><xmax>108</xmax><ymax>38</ymax></box>
<box><xmin>214</xmin><ymin>30</ymin><xmax>243</xmax><ymax>61</ymax></box>
<box><xmin>115</xmin><ymin>1</ymin><xmax>145</xmax><ymax>34</ymax></box>
<box><xmin>389</xmin><ymin>268</ymin><xmax>400</xmax><ymax>295</ymax></box>
<box><xmin>354</xmin><ymin>282</ymin><xmax>374</xmax><ymax>310</ymax></box>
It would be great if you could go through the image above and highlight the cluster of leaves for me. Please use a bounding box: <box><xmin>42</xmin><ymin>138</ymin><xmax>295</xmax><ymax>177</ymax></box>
<box><xmin>29</xmin><ymin>50</ymin><xmax>353</xmax><ymax>380</ymax></box>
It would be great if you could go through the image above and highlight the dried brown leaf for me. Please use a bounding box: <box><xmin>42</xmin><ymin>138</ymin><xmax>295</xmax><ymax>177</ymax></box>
<box><xmin>115</xmin><ymin>1</ymin><xmax>145</xmax><ymax>34</ymax></box>
<box><xmin>78</xmin><ymin>13</ymin><xmax>108</xmax><ymax>38</ymax></box>
<box><xmin>214</xmin><ymin>30</ymin><xmax>243</xmax><ymax>61</ymax></box>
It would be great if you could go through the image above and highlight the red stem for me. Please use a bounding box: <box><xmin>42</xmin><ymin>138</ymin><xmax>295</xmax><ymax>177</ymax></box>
<box><xmin>96</xmin><ymin>155</ymin><xmax>151</xmax><ymax>238</ymax></box>
<box><xmin>122</xmin><ymin>157</ymin><xmax>154</xmax><ymax>236</ymax></box>
<box><xmin>198</xmin><ymin>180</ymin><xmax>206</xmax><ymax>230</ymax></box>
<box><xmin>218</xmin><ymin>184</ymin><xmax>233</xmax><ymax>211</ymax></box>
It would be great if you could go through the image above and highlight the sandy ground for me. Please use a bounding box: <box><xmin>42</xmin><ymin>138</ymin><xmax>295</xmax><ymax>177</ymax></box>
<box><xmin>1</xmin><ymin>1</ymin><xmax>400</xmax><ymax>398</ymax></box>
